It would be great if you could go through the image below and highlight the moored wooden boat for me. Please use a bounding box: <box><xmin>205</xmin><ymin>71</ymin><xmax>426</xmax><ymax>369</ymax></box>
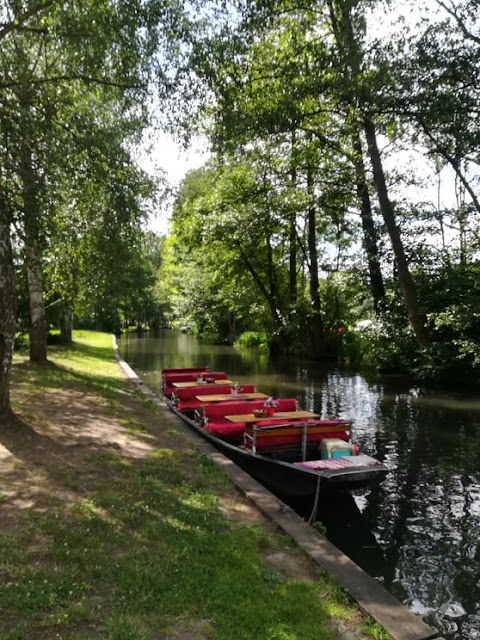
<box><xmin>161</xmin><ymin>367</ymin><xmax>388</xmax><ymax>502</ymax></box>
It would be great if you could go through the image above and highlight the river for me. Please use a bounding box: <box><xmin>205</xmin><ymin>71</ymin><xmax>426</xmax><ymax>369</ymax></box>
<box><xmin>119</xmin><ymin>329</ymin><xmax>480</xmax><ymax>640</ymax></box>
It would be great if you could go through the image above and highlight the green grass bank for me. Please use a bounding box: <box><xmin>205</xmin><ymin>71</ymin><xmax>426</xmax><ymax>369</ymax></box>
<box><xmin>1</xmin><ymin>331</ymin><xmax>386</xmax><ymax>640</ymax></box>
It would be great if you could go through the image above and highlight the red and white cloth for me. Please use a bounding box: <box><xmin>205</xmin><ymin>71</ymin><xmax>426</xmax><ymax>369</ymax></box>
<box><xmin>296</xmin><ymin>454</ymin><xmax>380</xmax><ymax>470</ymax></box>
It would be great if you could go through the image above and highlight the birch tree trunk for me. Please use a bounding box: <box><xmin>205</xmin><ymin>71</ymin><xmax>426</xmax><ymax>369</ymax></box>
<box><xmin>20</xmin><ymin>140</ymin><xmax>47</xmax><ymax>362</ymax></box>
<box><xmin>24</xmin><ymin>232</ymin><xmax>48</xmax><ymax>361</ymax></box>
<box><xmin>0</xmin><ymin>205</ymin><xmax>16</xmax><ymax>424</ymax></box>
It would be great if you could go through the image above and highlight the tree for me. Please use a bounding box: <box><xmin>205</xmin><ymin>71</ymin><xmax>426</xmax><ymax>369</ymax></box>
<box><xmin>394</xmin><ymin>1</ymin><xmax>480</xmax><ymax>239</ymax></box>
<box><xmin>0</xmin><ymin>191</ymin><xmax>16</xmax><ymax>421</ymax></box>
<box><xmin>45</xmin><ymin>127</ymin><xmax>161</xmax><ymax>336</ymax></box>
<box><xmin>165</xmin><ymin>160</ymin><xmax>287</xmax><ymax>342</ymax></box>
<box><xmin>0</xmin><ymin>0</ymin><xmax>195</xmax><ymax>423</ymax></box>
<box><xmin>323</xmin><ymin>0</ymin><xmax>430</xmax><ymax>349</ymax></box>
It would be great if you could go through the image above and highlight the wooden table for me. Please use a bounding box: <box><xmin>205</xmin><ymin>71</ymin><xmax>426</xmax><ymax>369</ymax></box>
<box><xmin>172</xmin><ymin>380</ymin><xmax>233</xmax><ymax>388</ymax></box>
<box><xmin>194</xmin><ymin>392</ymin><xmax>268</xmax><ymax>402</ymax></box>
<box><xmin>224</xmin><ymin>410</ymin><xmax>320</xmax><ymax>424</ymax></box>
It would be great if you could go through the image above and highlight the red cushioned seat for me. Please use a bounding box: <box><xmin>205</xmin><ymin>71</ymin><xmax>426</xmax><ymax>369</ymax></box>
<box><xmin>201</xmin><ymin>398</ymin><xmax>295</xmax><ymax>423</ymax></box>
<box><xmin>176</xmin><ymin>384</ymin><xmax>257</xmax><ymax>413</ymax></box>
<box><xmin>207</xmin><ymin>421</ymin><xmax>247</xmax><ymax>441</ymax></box>
<box><xmin>163</xmin><ymin>371</ymin><xmax>228</xmax><ymax>397</ymax></box>
<box><xmin>175</xmin><ymin>384</ymin><xmax>232</xmax><ymax>403</ymax></box>
<box><xmin>201</xmin><ymin>398</ymin><xmax>298</xmax><ymax>442</ymax></box>
<box><xmin>244</xmin><ymin>419</ymin><xmax>350</xmax><ymax>453</ymax></box>
<box><xmin>202</xmin><ymin>398</ymin><xmax>266</xmax><ymax>423</ymax></box>
<box><xmin>162</xmin><ymin>367</ymin><xmax>209</xmax><ymax>375</ymax></box>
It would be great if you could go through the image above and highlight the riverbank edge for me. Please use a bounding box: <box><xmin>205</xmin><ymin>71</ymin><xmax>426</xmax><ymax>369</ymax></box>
<box><xmin>113</xmin><ymin>338</ymin><xmax>443</xmax><ymax>640</ymax></box>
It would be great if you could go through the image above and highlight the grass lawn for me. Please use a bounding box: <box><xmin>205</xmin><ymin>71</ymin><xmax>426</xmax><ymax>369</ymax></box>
<box><xmin>0</xmin><ymin>331</ymin><xmax>387</xmax><ymax>639</ymax></box>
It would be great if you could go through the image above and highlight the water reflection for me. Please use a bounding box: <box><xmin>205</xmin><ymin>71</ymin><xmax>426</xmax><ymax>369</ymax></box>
<box><xmin>119</xmin><ymin>329</ymin><xmax>480</xmax><ymax>640</ymax></box>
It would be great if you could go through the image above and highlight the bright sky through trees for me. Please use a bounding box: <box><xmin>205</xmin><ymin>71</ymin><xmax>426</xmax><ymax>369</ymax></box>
<box><xmin>139</xmin><ymin>0</ymin><xmax>460</xmax><ymax>240</ymax></box>
<box><xmin>137</xmin><ymin>130</ymin><xmax>210</xmax><ymax>235</ymax></box>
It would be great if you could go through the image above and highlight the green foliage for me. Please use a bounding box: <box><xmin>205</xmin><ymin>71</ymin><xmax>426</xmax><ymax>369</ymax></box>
<box><xmin>312</xmin><ymin>521</ymin><xmax>327</xmax><ymax>536</ymax></box>
<box><xmin>337</xmin><ymin>278</ymin><xmax>421</xmax><ymax>372</ymax></box>
<box><xmin>363</xmin><ymin>617</ymin><xmax>391</xmax><ymax>640</ymax></box>
<box><xmin>338</xmin><ymin>262</ymin><xmax>480</xmax><ymax>381</ymax></box>
<box><xmin>237</xmin><ymin>331</ymin><xmax>269</xmax><ymax>349</ymax></box>
<box><xmin>414</xmin><ymin>263</ymin><xmax>480</xmax><ymax>381</ymax></box>
<box><xmin>161</xmin><ymin>160</ymin><xmax>284</xmax><ymax>343</ymax></box>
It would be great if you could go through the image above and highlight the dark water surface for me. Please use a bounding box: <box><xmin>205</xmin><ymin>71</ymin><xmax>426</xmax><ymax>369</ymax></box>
<box><xmin>119</xmin><ymin>329</ymin><xmax>480</xmax><ymax>640</ymax></box>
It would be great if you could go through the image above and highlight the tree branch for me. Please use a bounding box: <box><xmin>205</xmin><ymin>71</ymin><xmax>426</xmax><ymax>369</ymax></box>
<box><xmin>0</xmin><ymin>0</ymin><xmax>60</xmax><ymax>41</ymax></box>
<box><xmin>435</xmin><ymin>0</ymin><xmax>480</xmax><ymax>46</ymax></box>
<box><xmin>0</xmin><ymin>74</ymin><xmax>146</xmax><ymax>91</ymax></box>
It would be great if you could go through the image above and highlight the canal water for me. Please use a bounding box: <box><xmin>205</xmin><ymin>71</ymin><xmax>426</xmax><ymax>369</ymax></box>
<box><xmin>119</xmin><ymin>329</ymin><xmax>480</xmax><ymax>640</ymax></box>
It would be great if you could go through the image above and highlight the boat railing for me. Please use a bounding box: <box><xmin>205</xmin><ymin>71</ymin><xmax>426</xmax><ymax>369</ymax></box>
<box><xmin>244</xmin><ymin>420</ymin><xmax>353</xmax><ymax>461</ymax></box>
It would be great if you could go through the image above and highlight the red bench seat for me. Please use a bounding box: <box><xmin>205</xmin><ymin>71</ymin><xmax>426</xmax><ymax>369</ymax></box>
<box><xmin>244</xmin><ymin>419</ymin><xmax>351</xmax><ymax>456</ymax></box>
<box><xmin>162</xmin><ymin>367</ymin><xmax>210</xmax><ymax>374</ymax></box>
<box><xmin>175</xmin><ymin>384</ymin><xmax>257</xmax><ymax>414</ymax></box>
<box><xmin>201</xmin><ymin>398</ymin><xmax>298</xmax><ymax>442</ymax></box>
<box><xmin>162</xmin><ymin>371</ymin><xmax>228</xmax><ymax>397</ymax></box>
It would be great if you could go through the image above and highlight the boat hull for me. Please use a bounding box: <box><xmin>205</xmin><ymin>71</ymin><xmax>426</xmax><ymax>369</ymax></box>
<box><xmin>165</xmin><ymin>399</ymin><xmax>388</xmax><ymax>500</ymax></box>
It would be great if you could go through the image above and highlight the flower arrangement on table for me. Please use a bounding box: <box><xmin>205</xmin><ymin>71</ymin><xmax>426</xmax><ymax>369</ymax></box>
<box><xmin>264</xmin><ymin>396</ymin><xmax>279</xmax><ymax>416</ymax></box>
<box><xmin>231</xmin><ymin>381</ymin><xmax>241</xmax><ymax>396</ymax></box>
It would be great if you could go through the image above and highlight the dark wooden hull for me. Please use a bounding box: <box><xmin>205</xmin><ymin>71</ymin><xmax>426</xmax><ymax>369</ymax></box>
<box><xmin>165</xmin><ymin>398</ymin><xmax>388</xmax><ymax>500</ymax></box>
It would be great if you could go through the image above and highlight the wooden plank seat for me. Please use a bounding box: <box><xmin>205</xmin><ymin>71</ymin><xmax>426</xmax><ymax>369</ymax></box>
<box><xmin>200</xmin><ymin>398</ymin><xmax>298</xmax><ymax>442</ymax></box>
<box><xmin>244</xmin><ymin>419</ymin><xmax>351</xmax><ymax>459</ymax></box>
<box><xmin>162</xmin><ymin>371</ymin><xmax>228</xmax><ymax>397</ymax></box>
<box><xmin>174</xmin><ymin>384</ymin><xmax>257</xmax><ymax>414</ymax></box>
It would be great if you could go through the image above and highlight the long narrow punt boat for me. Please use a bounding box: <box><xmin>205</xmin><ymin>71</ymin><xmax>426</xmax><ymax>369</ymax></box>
<box><xmin>161</xmin><ymin>367</ymin><xmax>388</xmax><ymax>502</ymax></box>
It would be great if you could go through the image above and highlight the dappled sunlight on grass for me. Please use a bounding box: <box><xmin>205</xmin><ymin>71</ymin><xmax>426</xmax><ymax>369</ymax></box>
<box><xmin>12</xmin><ymin>331</ymin><xmax>125</xmax><ymax>403</ymax></box>
<box><xmin>1</xmin><ymin>329</ymin><xmax>368</xmax><ymax>639</ymax></box>
<box><xmin>1</xmin><ymin>445</ymin><xmax>340</xmax><ymax>638</ymax></box>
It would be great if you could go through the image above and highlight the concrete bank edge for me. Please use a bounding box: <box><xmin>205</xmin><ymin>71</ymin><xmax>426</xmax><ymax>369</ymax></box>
<box><xmin>112</xmin><ymin>337</ymin><xmax>443</xmax><ymax>640</ymax></box>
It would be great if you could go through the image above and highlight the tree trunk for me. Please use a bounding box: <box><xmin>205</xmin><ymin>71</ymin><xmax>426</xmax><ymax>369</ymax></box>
<box><xmin>24</xmin><ymin>234</ymin><xmax>48</xmax><ymax>360</ymax></box>
<box><xmin>20</xmin><ymin>144</ymin><xmax>47</xmax><ymax>362</ymax></box>
<box><xmin>289</xmin><ymin>130</ymin><xmax>298</xmax><ymax>307</ymax></box>
<box><xmin>0</xmin><ymin>206</ymin><xmax>16</xmax><ymax>425</ymax></box>
<box><xmin>228</xmin><ymin>309</ymin><xmax>236</xmax><ymax>343</ymax></box>
<box><xmin>60</xmin><ymin>304</ymin><xmax>73</xmax><ymax>344</ymax></box>
<box><xmin>18</xmin><ymin>70</ymin><xmax>47</xmax><ymax>362</ymax></box>
<box><xmin>306</xmin><ymin>164</ymin><xmax>325</xmax><ymax>357</ymax></box>
<box><xmin>351</xmin><ymin>129</ymin><xmax>386</xmax><ymax>313</ymax></box>
<box><xmin>363</xmin><ymin>118</ymin><xmax>430</xmax><ymax>349</ymax></box>
<box><xmin>241</xmin><ymin>250</ymin><xmax>284</xmax><ymax>331</ymax></box>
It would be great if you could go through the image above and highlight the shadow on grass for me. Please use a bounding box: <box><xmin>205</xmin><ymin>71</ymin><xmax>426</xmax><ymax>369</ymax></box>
<box><xmin>2</xmin><ymin>336</ymin><xmax>352</xmax><ymax>639</ymax></box>
<box><xmin>0</xmin><ymin>416</ymin><xmax>99</xmax><ymax>531</ymax></box>
<box><xmin>1</xmin><ymin>414</ymin><xmax>69</xmax><ymax>456</ymax></box>
<box><xmin>11</xmin><ymin>355</ymin><xmax>126</xmax><ymax>401</ymax></box>
<box><xmin>0</xmin><ymin>433</ymin><xmax>338</xmax><ymax>640</ymax></box>
<box><xmin>0</xmin><ymin>414</ymin><xmax>123</xmax><ymax>487</ymax></box>
<box><xmin>59</xmin><ymin>339</ymin><xmax>117</xmax><ymax>362</ymax></box>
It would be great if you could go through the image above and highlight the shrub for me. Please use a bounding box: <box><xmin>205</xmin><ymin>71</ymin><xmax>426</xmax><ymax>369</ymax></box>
<box><xmin>237</xmin><ymin>331</ymin><xmax>269</xmax><ymax>349</ymax></box>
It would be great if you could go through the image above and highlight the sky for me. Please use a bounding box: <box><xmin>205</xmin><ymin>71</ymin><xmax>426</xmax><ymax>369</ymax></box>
<box><xmin>136</xmin><ymin>130</ymin><xmax>210</xmax><ymax>235</ymax></box>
